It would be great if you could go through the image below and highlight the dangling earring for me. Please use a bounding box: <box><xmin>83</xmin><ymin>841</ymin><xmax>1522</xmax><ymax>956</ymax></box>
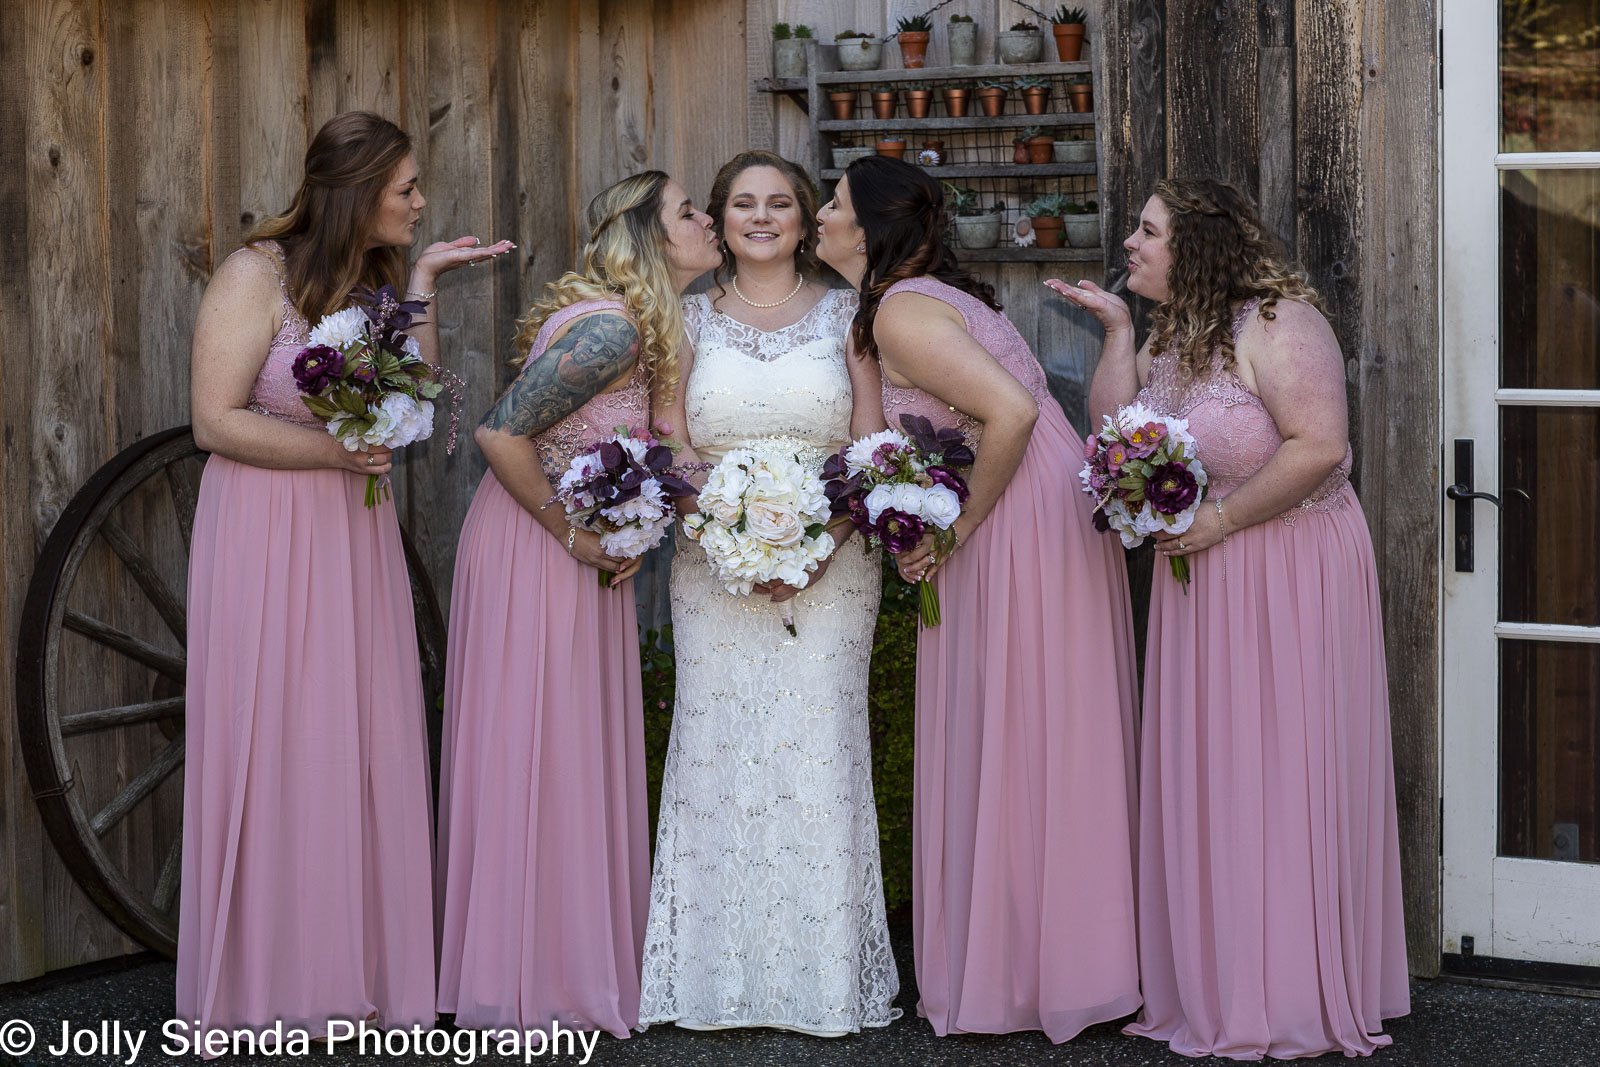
<box><xmin>798</xmin><ymin>238</ymin><xmax>807</xmax><ymax>255</ymax></box>
<box><xmin>855</xmin><ymin>242</ymin><xmax>866</xmax><ymax>254</ymax></box>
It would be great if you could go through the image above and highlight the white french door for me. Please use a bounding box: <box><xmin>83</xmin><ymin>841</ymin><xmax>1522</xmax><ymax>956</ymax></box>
<box><xmin>1441</xmin><ymin>0</ymin><xmax>1600</xmax><ymax>965</ymax></box>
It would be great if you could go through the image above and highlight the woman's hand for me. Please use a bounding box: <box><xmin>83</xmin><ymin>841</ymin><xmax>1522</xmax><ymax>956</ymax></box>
<box><xmin>1153</xmin><ymin>504</ymin><xmax>1224</xmax><ymax>559</ymax></box>
<box><xmin>333</xmin><ymin>442</ymin><xmax>393</xmax><ymax>476</ymax></box>
<box><xmin>1045</xmin><ymin>278</ymin><xmax>1133</xmax><ymax>335</ymax></box>
<box><xmin>764</xmin><ymin>553</ymin><xmax>833</xmax><ymax>603</ymax></box>
<box><xmin>411</xmin><ymin>235</ymin><xmax>516</xmax><ymax>291</ymax></box>
<box><xmin>892</xmin><ymin>520</ymin><xmax>966</xmax><ymax>583</ymax></box>
<box><xmin>568</xmin><ymin>528</ymin><xmax>643</xmax><ymax>583</ymax></box>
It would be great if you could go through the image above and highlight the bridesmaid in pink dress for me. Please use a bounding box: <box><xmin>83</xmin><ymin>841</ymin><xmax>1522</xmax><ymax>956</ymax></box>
<box><xmin>818</xmin><ymin>155</ymin><xmax>1142</xmax><ymax>1042</ymax></box>
<box><xmin>1053</xmin><ymin>177</ymin><xmax>1409</xmax><ymax>1058</ymax></box>
<box><xmin>435</xmin><ymin>171</ymin><xmax>720</xmax><ymax>1038</ymax></box>
<box><xmin>180</xmin><ymin>111</ymin><xmax>511</xmax><ymax>1044</ymax></box>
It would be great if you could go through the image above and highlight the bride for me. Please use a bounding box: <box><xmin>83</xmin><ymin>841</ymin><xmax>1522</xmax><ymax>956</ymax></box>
<box><xmin>639</xmin><ymin>151</ymin><xmax>899</xmax><ymax>1036</ymax></box>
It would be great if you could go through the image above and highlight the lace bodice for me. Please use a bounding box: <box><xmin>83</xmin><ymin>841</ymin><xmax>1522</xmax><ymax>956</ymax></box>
<box><xmin>521</xmin><ymin>299</ymin><xmax>650</xmax><ymax>479</ymax></box>
<box><xmin>242</xmin><ymin>243</ymin><xmax>322</xmax><ymax>428</ymax></box>
<box><xmin>1135</xmin><ymin>298</ymin><xmax>1352</xmax><ymax>520</ymax></box>
<box><xmin>681</xmin><ymin>288</ymin><xmax>857</xmax><ymax>468</ymax></box>
<box><xmin>876</xmin><ymin>277</ymin><xmax>1053</xmax><ymax>451</ymax></box>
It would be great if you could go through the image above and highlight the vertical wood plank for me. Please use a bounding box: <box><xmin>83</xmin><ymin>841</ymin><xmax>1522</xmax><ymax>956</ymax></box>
<box><xmin>1166</xmin><ymin>0</ymin><xmax>1260</xmax><ymax>191</ymax></box>
<box><xmin>576</xmin><ymin>1</ymin><xmax>652</xmax><ymax>200</ymax></box>
<box><xmin>239</xmin><ymin>0</ymin><xmax>307</xmax><ymax>232</ymax></box>
<box><xmin>206</xmin><ymin>0</ymin><xmax>243</xmax><ymax>269</ymax></box>
<box><xmin>336</xmin><ymin>0</ymin><xmax>402</xmax><ymax>117</ymax></box>
<box><xmin>1257</xmin><ymin>0</ymin><xmax>1296</xmax><ymax>248</ymax></box>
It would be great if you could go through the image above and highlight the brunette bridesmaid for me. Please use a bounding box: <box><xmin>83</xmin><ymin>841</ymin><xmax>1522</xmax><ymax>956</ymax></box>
<box><xmin>435</xmin><ymin>171</ymin><xmax>720</xmax><ymax>1037</ymax></box>
<box><xmin>1053</xmin><ymin>177</ymin><xmax>1409</xmax><ymax>1058</ymax></box>
<box><xmin>817</xmin><ymin>155</ymin><xmax>1142</xmax><ymax>1042</ymax></box>
<box><xmin>180</xmin><ymin>111</ymin><xmax>509</xmax><ymax>1042</ymax></box>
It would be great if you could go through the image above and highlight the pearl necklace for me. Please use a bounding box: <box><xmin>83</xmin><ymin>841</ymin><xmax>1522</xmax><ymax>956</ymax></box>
<box><xmin>732</xmin><ymin>273</ymin><xmax>804</xmax><ymax>309</ymax></box>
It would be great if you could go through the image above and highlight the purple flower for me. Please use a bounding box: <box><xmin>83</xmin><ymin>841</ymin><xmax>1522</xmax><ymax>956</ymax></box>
<box><xmin>926</xmin><ymin>466</ymin><xmax>969</xmax><ymax>503</ymax></box>
<box><xmin>877</xmin><ymin>509</ymin><xmax>927</xmax><ymax>554</ymax></box>
<box><xmin>291</xmin><ymin>345</ymin><xmax>344</xmax><ymax>393</ymax></box>
<box><xmin>1146</xmin><ymin>463</ymin><xmax>1200</xmax><ymax>514</ymax></box>
<box><xmin>349</xmin><ymin>356</ymin><xmax>378</xmax><ymax>384</ymax></box>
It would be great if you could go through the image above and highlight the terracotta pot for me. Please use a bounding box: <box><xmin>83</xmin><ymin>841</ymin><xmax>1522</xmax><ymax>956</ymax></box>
<box><xmin>1022</xmin><ymin>87</ymin><xmax>1050</xmax><ymax>115</ymax></box>
<box><xmin>898</xmin><ymin>30</ymin><xmax>930</xmax><ymax>69</ymax></box>
<box><xmin>977</xmin><ymin>87</ymin><xmax>1007</xmax><ymax>117</ymax></box>
<box><xmin>1032</xmin><ymin>216</ymin><xmax>1065</xmax><ymax>249</ymax></box>
<box><xmin>875</xmin><ymin>139</ymin><xmax>907</xmax><ymax>160</ymax></box>
<box><xmin>1053</xmin><ymin>23</ymin><xmax>1086</xmax><ymax>62</ymax></box>
<box><xmin>905</xmin><ymin>90</ymin><xmax>933</xmax><ymax>118</ymax></box>
<box><xmin>1026</xmin><ymin>135</ymin><xmax>1053</xmax><ymax>164</ymax></box>
<box><xmin>828</xmin><ymin>90</ymin><xmax>856</xmax><ymax>120</ymax></box>
<box><xmin>1013</xmin><ymin>140</ymin><xmax>1030</xmax><ymax>164</ymax></box>
<box><xmin>872</xmin><ymin>91</ymin><xmax>898</xmax><ymax>120</ymax></box>
<box><xmin>918</xmin><ymin>140</ymin><xmax>945</xmax><ymax>165</ymax></box>
<box><xmin>942</xmin><ymin>88</ymin><xmax>969</xmax><ymax>117</ymax></box>
<box><xmin>1069</xmin><ymin>84</ymin><xmax>1093</xmax><ymax>112</ymax></box>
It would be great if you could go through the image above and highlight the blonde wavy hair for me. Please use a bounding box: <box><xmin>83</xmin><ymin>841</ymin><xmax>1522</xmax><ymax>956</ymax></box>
<box><xmin>1147</xmin><ymin>177</ymin><xmax>1322</xmax><ymax>377</ymax></box>
<box><xmin>513</xmin><ymin>170</ymin><xmax>686</xmax><ymax>402</ymax></box>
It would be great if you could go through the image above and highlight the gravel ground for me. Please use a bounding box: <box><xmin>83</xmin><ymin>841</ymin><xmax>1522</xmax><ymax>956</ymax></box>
<box><xmin>2</xmin><ymin>920</ymin><xmax>1598</xmax><ymax>1067</ymax></box>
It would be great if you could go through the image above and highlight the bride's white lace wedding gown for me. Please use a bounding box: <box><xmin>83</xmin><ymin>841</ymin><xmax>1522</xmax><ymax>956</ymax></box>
<box><xmin>638</xmin><ymin>288</ymin><xmax>900</xmax><ymax>1034</ymax></box>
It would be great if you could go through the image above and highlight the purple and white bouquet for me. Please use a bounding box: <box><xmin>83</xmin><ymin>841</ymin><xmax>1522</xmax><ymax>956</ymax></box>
<box><xmin>681</xmin><ymin>444</ymin><xmax>835</xmax><ymax>636</ymax></box>
<box><xmin>292</xmin><ymin>285</ymin><xmax>462</xmax><ymax>508</ymax></box>
<box><xmin>1079</xmin><ymin>401</ymin><xmax>1209</xmax><ymax>589</ymax></box>
<box><xmin>823</xmin><ymin>414</ymin><xmax>974</xmax><ymax>627</ymax></box>
<box><xmin>551</xmin><ymin>427</ymin><xmax>700</xmax><ymax>586</ymax></box>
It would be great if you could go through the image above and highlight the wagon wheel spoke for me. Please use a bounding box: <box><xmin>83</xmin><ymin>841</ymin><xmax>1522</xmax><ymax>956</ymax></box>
<box><xmin>90</xmin><ymin>736</ymin><xmax>184</xmax><ymax>837</ymax></box>
<box><xmin>165</xmin><ymin>459</ymin><xmax>200</xmax><ymax>554</ymax></box>
<box><xmin>61</xmin><ymin>696</ymin><xmax>184</xmax><ymax>736</ymax></box>
<box><xmin>98</xmin><ymin>519</ymin><xmax>187</xmax><ymax>644</ymax></box>
<box><xmin>63</xmin><ymin>609</ymin><xmax>186</xmax><ymax>683</ymax></box>
<box><xmin>152</xmin><ymin>834</ymin><xmax>182</xmax><ymax>915</ymax></box>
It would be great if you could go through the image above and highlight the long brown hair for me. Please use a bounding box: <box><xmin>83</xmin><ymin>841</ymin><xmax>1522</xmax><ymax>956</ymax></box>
<box><xmin>704</xmin><ymin>150</ymin><xmax>823</xmax><ymax>296</ymax></box>
<box><xmin>1147</xmin><ymin>177</ymin><xmax>1322</xmax><ymax>376</ymax></box>
<box><xmin>246</xmin><ymin>111</ymin><xmax>413</xmax><ymax>323</ymax></box>
<box><xmin>842</xmin><ymin>155</ymin><xmax>1000</xmax><ymax>360</ymax></box>
<box><xmin>513</xmin><ymin>171</ymin><xmax>687</xmax><ymax>402</ymax></box>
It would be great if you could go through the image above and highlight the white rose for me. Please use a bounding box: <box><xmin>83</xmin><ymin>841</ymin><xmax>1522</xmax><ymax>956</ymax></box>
<box><xmin>921</xmin><ymin>484</ymin><xmax>962</xmax><ymax>529</ymax></box>
<box><xmin>864</xmin><ymin>485</ymin><xmax>895</xmax><ymax>523</ymax></box>
<box><xmin>888</xmin><ymin>483</ymin><xmax>926</xmax><ymax>517</ymax></box>
<box><xmin>309</xmin><ymin>307</ymin><xmax>371</xmax><ymax>351</ymax></box>
<box><xmin>600</xmin><ymin>520</ymin><xmax>666</xmax><ymax>559</ymax></box>
<box><xmin>359</xmin><ymin>403</ymin><xmax>399</xmax><ymax>447</ymax></box>
<box><xmin>707</xmin><ymin>497</ymin><xmax>743</xmax><ymax>526</ymax></box>
<box><xmin>744</xmin><ymin>501</ymin><xmax>804</xmax><ymax>547</ymax></box>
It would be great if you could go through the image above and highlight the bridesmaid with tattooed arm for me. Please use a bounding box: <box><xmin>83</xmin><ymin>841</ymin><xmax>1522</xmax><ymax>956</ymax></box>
<box><xmin>435</xmin><ymin>171</ymin><xmax>721</xmax><ymax>1036</ymax></box>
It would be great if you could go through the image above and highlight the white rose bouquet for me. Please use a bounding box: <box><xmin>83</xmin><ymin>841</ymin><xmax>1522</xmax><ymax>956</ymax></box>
<box><xmin>681</xmin><ymin>444</ymin><xmax>836</xmax><ymax>635</ymax></box>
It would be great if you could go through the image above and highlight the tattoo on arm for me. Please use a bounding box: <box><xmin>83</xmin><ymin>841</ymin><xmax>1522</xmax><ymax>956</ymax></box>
<box><xmin>482</xmin><ymin>313</ymin><xmax>640</xmax><ymax>437</ymax></box>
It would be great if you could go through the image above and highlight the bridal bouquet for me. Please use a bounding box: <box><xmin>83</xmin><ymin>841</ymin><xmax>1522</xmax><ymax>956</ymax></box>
<box><xmin>292</xmin><ymin>285</ymin><xmax>461</xmax><ymax>508</ymax></box>
<box><xmin>1080</xmin><ymin>402</ymin><xmax>1209</xmax><ymax>589</ymax></box>
<box><xmin>551</xmin><ymin>427</ymin><xmax>700</xmax><ymax>586</ymax></box>
<box><xmin>681</xmin><ymin>444</ymin><xmax>835</xmax><ymax>636</ymax></box>
<box><xmin>822</xmin><ymin>414</ymin><xmax>974</xmax><ymax>627</ymax></box>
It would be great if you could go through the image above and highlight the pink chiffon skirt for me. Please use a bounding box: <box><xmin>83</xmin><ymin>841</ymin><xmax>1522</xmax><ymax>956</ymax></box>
<box><xmin>1127</xmin><ymin>485</ymin><xmax>1410</xmax><ymax>1059</ymax></box>
<box><xmin>435</xmin><ymin>472</ymin><xmax>648</xmax><ymax>1038</ymax></box>
<box><xmin>913</xmin><ymin>404</ymin><xmax>1143</xmax><ymax>1042</ymax></box>
<box><xmin>177</xmin><ymin>456</ymin><xmax>436</xmax><ymax>1042</ymax></box>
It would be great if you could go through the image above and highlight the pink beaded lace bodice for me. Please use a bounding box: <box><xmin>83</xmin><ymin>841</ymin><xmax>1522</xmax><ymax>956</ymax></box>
<box><xmin>243</xmin><ymin>242</ymin><xmax>322</xmax><ymax>428</ymax></box>
<box><xmin>523</xmin><ymin>299</ymin><xmax>650</xmax><ymax>479</ymax></box>
<box><xmin>877</xmin><ymin>277</ymin><xmax>1053</xmax><ymax>450</ymax></box>
<box><xmin>1135</xmin><ymin>298</ymin><xmax>1352</xmax><ymax>520</ymax></box>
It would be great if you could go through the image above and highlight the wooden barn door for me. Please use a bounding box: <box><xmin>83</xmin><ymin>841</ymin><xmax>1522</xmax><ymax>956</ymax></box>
<box><xmin>1441</xmin><ymin>0</ymin><xmax>1600</xmax><ymax>968</ymax></box>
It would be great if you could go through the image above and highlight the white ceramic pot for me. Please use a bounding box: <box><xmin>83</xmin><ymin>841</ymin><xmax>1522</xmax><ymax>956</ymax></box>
<box><xmin>831</xmin><ymin>146</ymin><xmax>872</xmax><ymax>169</ymax></box>
<box><xmin>1064</xmin><ymin>212</ymin><xmax>1101</xmax><ymax>248</ymax></box>
<box><xmin>773</xmin><ymin>39</ymin><xmax>807</xmax><ymax>79</ymax></box>
<box><xmin>997</xmin><ymin>30</ymin><xmax>1043</xmax><ymax>64</ymax></box>
<box><xmin>1052</xmin><ymin>140</ymin><xmax>1096</xmax><ymax>164</ymax></box>
<box><xmin>835</xmin><ymin>39</ymin><xmax>884</xmax><ymax>71</ymax></box>
<box><xmin>954</xmin><ymin>213</ymin><xmax>1002</xmax><ymax>250</ymax></box>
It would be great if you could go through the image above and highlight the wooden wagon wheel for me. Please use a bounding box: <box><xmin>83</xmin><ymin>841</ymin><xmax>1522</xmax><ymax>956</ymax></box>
<box><xmin>14</xmin><ymin>427</ymin><xmax>447</xmax><ymax>959</ymax></box>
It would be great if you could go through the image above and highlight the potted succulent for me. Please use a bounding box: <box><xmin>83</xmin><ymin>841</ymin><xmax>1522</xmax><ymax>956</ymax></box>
<box><xmin>772</xmin><ymin>22</ymin><xmax>813</xmax><ymax>79</ymax></box>
<box><xmin>1052</xmin><ymin>130</ymin><xmax>1096</xmax><ymax>163</ymax></box>
<box><xmin>941</xmin><ymin>83</ymin><xmax>970</xmax><ymax>117</ymax></box>
<box><xmin>1015</xmin><ymin>76</ymin><xmax>1051</xmax><ymax>115</ymax></box>
<box><xmin>1049</xmin><ymin>6</ymin><xmax>1088</xmax><ymax>62</ymax></box>
<box><xmin>1063</xmin><ymin>198</ymin><xmax>1101</xmax><ymax>248</ymax></box>
<box><xmin>998</xmin><ymin>20</ymin><xmax>1044</xmax><ymax>64</ymax></box>
<box><xmin>944</xmin><ymin>184</ymin><xmax>1004</xmax><ymax>250</ymax></box>
<box><xmin>875</xmin><ymin>135</ymin><xmax>907</xmax><ymax>160</ymax></box>
<box><xmin>835</xmin><ymin>30</ymin><xmax>884</xmax><ymax>72</ymax></box>
<box><xmin>1024</xmin><ymin>192</ymin><xmax>1069</xmax><ymax>249</ymax></box>
<box><xmin>948</xmin><ymin>13</ymin><xmax>979</xmax><ymax>66</ymax></box>
<box><xmin>1026</xmin><ymin>125</ymin><xmax>1054</xmax><ymax>163</ymax></box>
<box><xmin>828</xmin><ymin>88</ymin><xmax>857</xmax><ymax>120</ymax></box>
<box><xmin>976</xmin><ymin>78</ymin><xmax>1009</xmax><ymax>117</ymax></box>
<box><xmin>1068</xmin><ymin>73</ymin><xmax>1094</xmax><ymax>112</ymax></box>
<box><xmin>872</xmin><ymin>84</ymin><xmax>900</xmax><ymax>120</ymax></box>
<box><xmin>904</xmin><ymin>82</ymin><xmax>933</xmax><ymax>118</ymax></box>
<box><xmin>896</xmin><ymin>14</ymin><xmax>932</xmax><ymax>68</ymax></box>
<box><xmin>831</xmin><ymin>141</ymin><xmax>872</xmax><ymax>169</ymax></box>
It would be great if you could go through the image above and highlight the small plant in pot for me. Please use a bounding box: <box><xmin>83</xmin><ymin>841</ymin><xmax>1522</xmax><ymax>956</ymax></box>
<box><xmin>998</xmin><ymin>20</ymin><xmax>1044</xmax><ymax>64</ymax></box>
<box><xmin>1053</xmin><ymin>130</ymin><xmax>1096</xmax><ymax>164</ymax></box>
<box><xmin>1068</xmin><ymin>73</ymin><xmax>1094</xmax><ymax>112</ymax></box>
<box><xmin>944</xmin><ymin>183</ymin><xmax>1005</xmax><ymax>250</ymax></box>
<box><xmin>1015</xmin><ymin>125</ymin><xmax>1053</xmax><ymax>164</ymax></box>
<box><xmin>1049</xmin><ymin>6</ymin><xmax>1088</xmax><ymax>62</ymax></box>
<box><xmin>828</xmin><ymin>88</ymin><xmax>857</xmax><ymax>120</ymax></box>
<box><xmin>835</xmin><ymin>30</ymin><xmax>884</xmax><ymax>72</ymax></box>
<box><xmin>1024</xmin><ymin>192</ymin><xmax>1070</xmax><ymax>249</ymax></box>
<box><xmin>1062</xmin><ymin>198</ymin><xmax>1101</xmax><ymax>248</ymax></box>
<box><xmin>872</xmin><ymin>84</ymin><xmax>900</xmax><ymax>120</ymax></box>
<box><xmin>875</xmin><ymin>135</ymin><xmax>907</xmax><ymax>160</ymax></box>
<box><xmin>1014</xmin><ymin>76</ymin><xmax>1051</xmax><ymax>115</ymax></box>
<box><xmin>831</xmin><ymin>141</ymin><xmax>872</xmax><ymax>169</ymax></box>
<box><xmin>947</xmin><ymin>13</ymin><xmax>979</xmax><ymax>66</ymax></box>
<box><xmin>896</xmin><ymin>14</ymin><xmax>932</xmax><ymax>68</ymax></box>
<box><xmin>903</xmin><ymin>82</ymin><xmax>933</xmax><ymax>119</ymax></box>
<box><xmin>976</xmin><ymin>78</ymin><xmax>1009</xmax><ymax>117</ymax></box>
<box><xmin>772</xmin><ymin>22</ymin><xmax>813</xmax><ymax>79</ymax></box>
<box><xmin>942</xmin><ymin>82</ymin><xmax>971</xmax><ymax>117</ymax></box>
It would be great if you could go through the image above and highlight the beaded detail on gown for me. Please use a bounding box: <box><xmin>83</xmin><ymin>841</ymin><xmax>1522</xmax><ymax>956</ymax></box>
<box><xmin>638</xmin><ymin>288</ymin><xmax>900</xmax><ymax>1033</ymax></box>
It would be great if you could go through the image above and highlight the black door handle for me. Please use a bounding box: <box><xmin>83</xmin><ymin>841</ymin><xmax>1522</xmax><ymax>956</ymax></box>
<box><xmin>1445</xmin><ymin>483</ymin><xmax>1501</xmax><ymax>508</ymax></box>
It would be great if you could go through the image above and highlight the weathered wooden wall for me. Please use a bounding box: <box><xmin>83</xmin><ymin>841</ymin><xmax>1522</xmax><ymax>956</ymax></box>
<box><xmin>0</xmin><ymin>0</ymin><xmax>750</xmax><ymax>985</ymax></box>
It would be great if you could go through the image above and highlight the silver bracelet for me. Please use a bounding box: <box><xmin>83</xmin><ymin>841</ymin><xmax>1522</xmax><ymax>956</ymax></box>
<box><xmin>1213</xmin><ymin>497</ymin><xmax>1228</xmax><ymax>579</ymax></box>
<box><xmin>406</xmin><ymin>287</ymin><xmax>437</xmax><ymax>300</ymax></box>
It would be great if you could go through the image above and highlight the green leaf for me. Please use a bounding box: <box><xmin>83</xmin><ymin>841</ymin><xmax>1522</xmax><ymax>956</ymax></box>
<box><xmin>302</xmin><ymin>396</ymin><xmax>340</xmax><ymax>420</ymax></box>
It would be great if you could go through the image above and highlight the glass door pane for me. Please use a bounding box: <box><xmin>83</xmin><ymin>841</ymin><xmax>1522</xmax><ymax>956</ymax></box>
<box><xmin>1502</xmin><ymin>0</ymin><xmax>1600</xmax><ymax>151</ymax></box>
